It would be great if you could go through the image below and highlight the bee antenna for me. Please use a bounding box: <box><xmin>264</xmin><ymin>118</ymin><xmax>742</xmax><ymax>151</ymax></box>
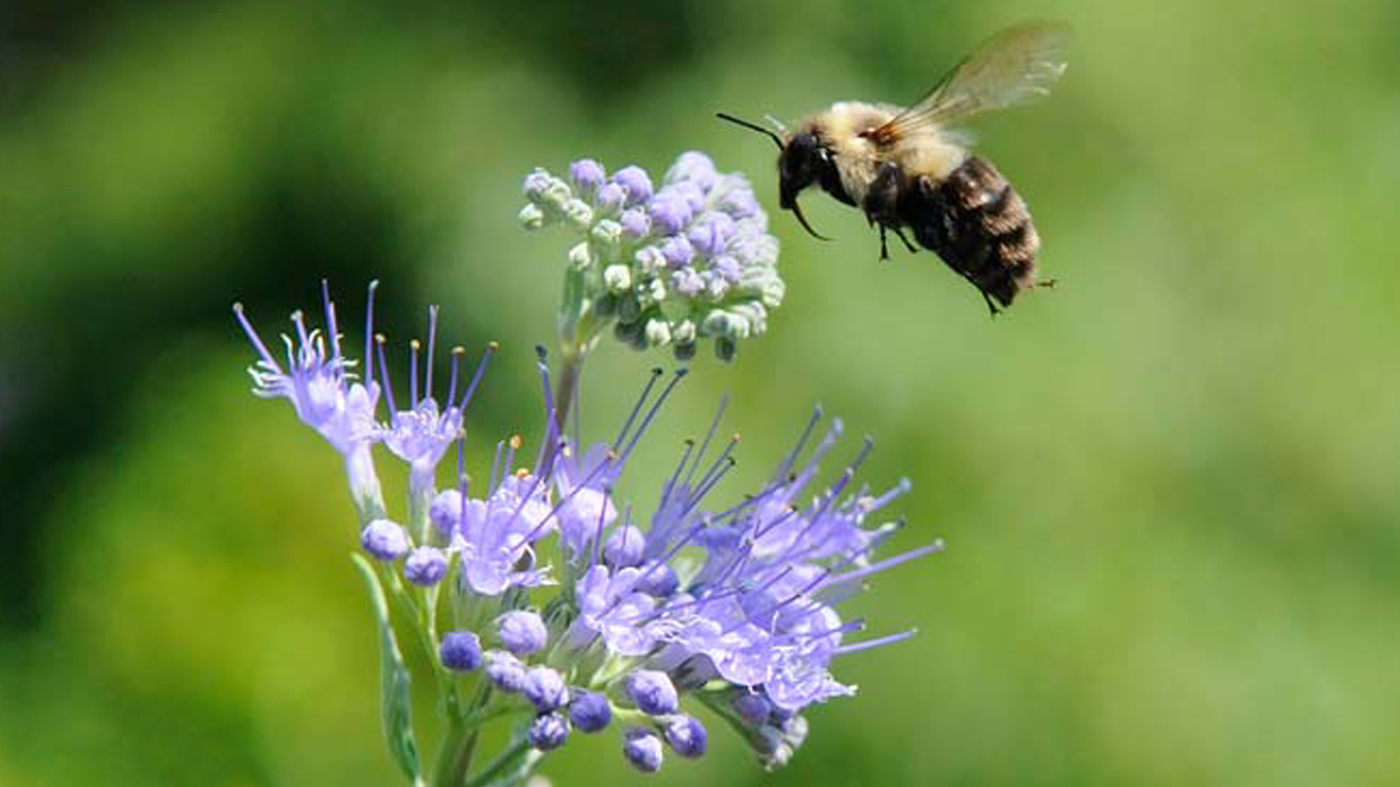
<box><xmin>716</xmin><ymin>112</ymin><xmax>785</xmax><ymax>150</ymax></box>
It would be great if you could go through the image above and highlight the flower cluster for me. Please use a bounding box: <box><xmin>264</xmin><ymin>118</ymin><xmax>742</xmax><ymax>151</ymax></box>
<box><xmin>521</xmin><ymin>152</ymin><xmax>784</xmax><ymax>361</ymax></box>
<box><xmin>236</xmin><ymin>284</ymin><xmax>937</xmax><ymax>780</ymax></box>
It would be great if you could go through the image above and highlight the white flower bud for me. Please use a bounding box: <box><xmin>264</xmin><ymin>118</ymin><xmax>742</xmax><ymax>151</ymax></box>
<box><xmin>591</xmin><ymin>219</ymin><xmax>623</xmax><ymax>252</ymax></box>
<box><xmin>565</xmin><ymin>199</ymin><xmax>594</xmax><ymax>230</ymax></box>
<box><xmin>673</xmin><ymin>319</ymin><xmax>697</xmax><ymax>345</ymax></box>
<box><xmin>644</xmin><ymin>318</ymin><xmax>672</xmax><ymax>347</ymax></box>
<box><xmin>603</xmin><ymin>264</ymin><xmax>633</xmax><ymax>293</ymax></box>
<box><xmin>568</xmin><ymin>241</ymin><xmax>593</xmax><ymax>270</ymax></box>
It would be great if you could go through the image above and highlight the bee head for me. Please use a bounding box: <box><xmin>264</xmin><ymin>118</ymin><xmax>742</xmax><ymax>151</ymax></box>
<box><xmin>777</xmin><ymin>132</ymin><xmax>824</xmax><ymax>208</ymax></box>
<box><xmin>716</xmin><ymin>112</ymin><xmax>833</xmax><ymax>241</ymax></box>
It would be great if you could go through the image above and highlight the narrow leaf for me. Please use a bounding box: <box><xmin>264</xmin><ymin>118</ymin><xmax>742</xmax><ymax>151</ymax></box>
<box><xmin>353</xmin><ymin>553</ymin><xmax>423</xmax><ymax>785</ymax></box>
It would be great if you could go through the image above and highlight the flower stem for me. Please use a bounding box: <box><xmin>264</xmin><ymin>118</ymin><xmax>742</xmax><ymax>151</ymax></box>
<box><xmin>432</xmin><ymin>681</ymin><xmax>492</xmax><ymax>787</ymax></box>
<box><xmin>552</xmin><ymin>348</ymin><xmax>584</xmax><ymax>437</ymax></box>
<box><xmin>465</xmin><ymin>734</ymin><xmax>540</xmax><ymax>787</ymax></box>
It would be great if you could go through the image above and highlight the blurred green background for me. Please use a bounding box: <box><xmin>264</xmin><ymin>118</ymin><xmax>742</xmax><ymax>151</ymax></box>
<box><xmin>3</xmin><ymin>0</ymin><xmax>1398</xmax><ymax>785</ymax></box>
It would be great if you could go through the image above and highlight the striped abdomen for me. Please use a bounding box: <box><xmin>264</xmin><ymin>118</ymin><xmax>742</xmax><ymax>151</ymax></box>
<box><xmin>900</xmin><ymin>155</ymin><xmax>1041</xmax><ymax>311</ymax></box>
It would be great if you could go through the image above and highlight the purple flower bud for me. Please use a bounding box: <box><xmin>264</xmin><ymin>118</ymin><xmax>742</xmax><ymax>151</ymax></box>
<box><xmin>670</xmin><ymin>268</ymin><xmax>704</xmax><ymax>297</ymax></box>
<box><xmin>660</xmin><ymin>236</ymin><xmax>694</xmax><ymax>268</ymax></box>
<box><xmin>524</xmin><ymin>666</ymin><xmax>570</xmax><ymax>712</ymax></box>
<box><xmin>429</xmin><ymin>489</ymin><xmax>462</xmax><ymax>536</ymax></box>
<box><xmin>635</xmin><ymin>563</ymin><xmax>679</xmax><ymax>597</ymax></box>
<box><xmin>711</xmin><ymin>253</ymin><xmax>742</xmax><ymax>283</ymax></box>
<box><xmin>604</xmin><ymin>525</ymin><xmax>646</xmax><ymax>569</ymax></box>
<box><xmin>595</xmin><ymin>182</ymin><xmax>625</xmax><ymax>212</ymax></box>
<box><xmin>439</xmin><ymin>631</ymin><xmax>483</xmax><ymax>672</ymax></box>
<box><xmin>568</xmin><ymin>691</ymin><xmax>613</xmax><ymax>733</ymax></box>
<box><xmin>361</xmin><ymin>519</ymin><xmax>410</xmax><ymax>561</ymax></box>
<box><xmin>529</xmin><ymin>712</ymin><xmax>570</xmax><ymax>751</ymax></box>
<box><xmin>404</xmin><ymin>546</ymin><xmax>449</xmax><ymax>586</ymax></box>
<box><xmin>619</xmin><ymin>208</ymin><xmax>650</xmax><ymax>238</ymax></box>
<box><xmin>734</xmin><ymin>692</ymin><xmax>772</xmax><ymax>726</ymax></box>
<box><xmin>485</xmin><ymin>650</ymin><xmax>527</xmax><ymax>693</ymax></box>
<box><xmin>668</xmin><ymin>182</ymin><xmax>707</xmax><ymax>212</ymax></box>
<box><xmin>570</xmin><ymin>159</ymin><xmax>606</xmax><ymax>194</ymax></box>
<box><xmin>719</xmin><ymin>186</ymin><xmax>760</xmax><ymax>218</ymax></box>
<box><xmin>664</xmin><ymin>716</ymin><xmax>708</xmax><ymax>758</ymax></box>
<box><xmin>648</xmin><ymin>197</ymin><xmax>692</xmax><ymax>236</ymax></box>
<box><xmin>523</xmin><ymin>170</ymin><xmax>554</xmax><ymax>199</ymax></box>
<box><xmin>624</xmin><ymin>670</ymin><xmax>678</xmax><ymax>716</ymax></box>
<box><xmin>687</xmin><ymin>213</ymin><xmax>736</xmax><ymax>257</ymax></box>
<box><xmin>497</xmin><ymin>610</ymin><xmax>549</xmax><ymax>656</ymax></box>
<box><xmin>613</xmin><ymin>166</ymin><xmax>654</xmax><ymax>206</ymax></box>
<box><xmin>668</xmin><ymin>151</ymin><xmax>719</xmax><ymax>192</ymax></box>
<box><xmin>623</xmin><ymin>728</ymin><xmax>664</xmax><ymax>773</ymax></box>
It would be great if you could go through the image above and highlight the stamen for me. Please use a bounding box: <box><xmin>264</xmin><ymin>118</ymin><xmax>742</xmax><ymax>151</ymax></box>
<box><xmin>375</xmin><ymin>334</ymin><xmax>398</xmax><ymax>424</ymax></box>
<box><xmin>534</xmin><ymin>346</ymin><xmax>559</xmax><ymax>473</ymax></box>
<box><xmin>489</xmin><ymin>439</ymin><xmax>506</xmax><ymax>494</ymax></box>
<box><xmin>291</xmin><ymin>310</ymin><xmax>311</xmax><ymax>349</ymax></box>
<box><xmin>684</xmin><ymin>396</ymin><xmax>729</xmax><ymax>490</ymax></box>
<box><xmin>832</xmin><ymin>628</ymin><xmax>918</xmax><ymax>656</ymax></box>
<box><xmin>776</xmin><ymin>405</ymin><xmax>823</xmax><ymax>480</ymax></box>
<box><xmin>613</xmin><ymin>368</ymin><xmax>664</xmax><ymax>451</ymax></box>
<box><xmin>232</xmin><ymin>303</ymin><xmax>281</xmax><ymax>370</ymax></box>
<box><xmin>447</xmin><ymin>346</ymin><xmax>465</xmax><ymax>407</ymax></box>
<box><xmin>458</xmin><ymin>341</ymin><xmax>497</xmax><ymax>412</ymax></box>
<box><xmin>654</xmin><ymin>439</ymin><xmax>695</xmax><ymax>518</ymax></box>
<box><xmin>321</xmin><ymin>280</ymin><xmax>341</xmax><ymax>360</ymax></box>
<box><xmin>814</xmin><ymin>541</ymin><xmax>945</xmax><ymax>592</ymax></box>
<box><xmin>619</xmin><ymin>369</ymin><xmax>689</xmax><ymax>462</ymax></box>
<box><xmin>692</xmin><ymin>433</ymin><xmax>741</xmax><ymax>496</ymax></box>
<box><xmin>425</xmin><ymin>305</ymin><xmax>439</xmax><ymax>401</ymax></box>
<box><xmin>409</xmin><ymin>339</ymin><xmax>421</xmax><ymax>406</ymax></box>
<box><xmin>363</xmin><ymin>281</ymin><xmax>379</xmax><ymax>385</ymax></box>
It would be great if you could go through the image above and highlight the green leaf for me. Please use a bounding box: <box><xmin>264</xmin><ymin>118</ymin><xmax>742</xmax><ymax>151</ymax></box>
<box><xmin>352</xmin><ymin>553</ymin><xmax>424</xmax><ymax>786</ymax></box>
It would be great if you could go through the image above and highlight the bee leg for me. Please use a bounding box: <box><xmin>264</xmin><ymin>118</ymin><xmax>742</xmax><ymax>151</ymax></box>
<box><xmin>878</xmin><ymin>226</ymin><xmax>892</xmax><ymax>261</ymax></box>
<box><xmin>892</xmin><ymin>227</ymin><xmax>918</xmax><ymax>254</ymax></box>
<box><xmin>1037</xmin><ymin>278</ymin><xmax>1059</xmax><ymax>289</ymax></box>
<box><xmin>981</xmin><ymin>290</ymin><xmax>1001</xmax><ymax>318</ymax></box>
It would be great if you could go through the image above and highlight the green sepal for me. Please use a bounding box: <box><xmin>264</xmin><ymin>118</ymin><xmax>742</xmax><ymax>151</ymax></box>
<box><xmin>353</xmin><ymin>553</ymin><xmax>425</xmax><ymax>786</ymax></box>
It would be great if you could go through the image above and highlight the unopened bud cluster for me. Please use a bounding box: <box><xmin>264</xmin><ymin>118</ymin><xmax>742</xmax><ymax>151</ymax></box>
<box><xmin>521</xmin><ymin>152</ymin><xmax>785</xmax><ymax>361</ymax></box>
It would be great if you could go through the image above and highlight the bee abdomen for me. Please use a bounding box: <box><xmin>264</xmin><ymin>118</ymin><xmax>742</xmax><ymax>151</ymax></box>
<box><xmin>902</xmin><ymin>155</ymin><xmax>1041</xmax><ymax>309</ymax></box>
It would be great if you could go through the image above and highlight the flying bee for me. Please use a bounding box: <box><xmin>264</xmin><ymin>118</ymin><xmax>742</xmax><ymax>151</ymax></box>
<box><xmin>718</xmin><ymin>21</ymin><xmax>1071</xmax><ymax>314</ymax></box>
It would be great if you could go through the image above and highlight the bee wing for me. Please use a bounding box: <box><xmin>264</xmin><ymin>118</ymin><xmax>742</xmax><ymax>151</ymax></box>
<box><xmin>872</xmin><ymin>21</ymin><xmax>1071</xmax><ymax>141</ymax></box>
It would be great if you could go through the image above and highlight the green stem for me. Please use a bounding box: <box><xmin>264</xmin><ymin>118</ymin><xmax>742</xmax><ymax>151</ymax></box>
<box><xmin>465</xmin><ymin>736</ymin><xmax>539</xmax><ymax>787</ymax></box>
<box><xmin>552</xmin><ymin>348</ymin><xmax>584</xmax><ymax>437</ymax></box>
<box><xmin>432</xmin><ymin>681</ymin><xmax>493</xmax><ymax>787</ymax></box>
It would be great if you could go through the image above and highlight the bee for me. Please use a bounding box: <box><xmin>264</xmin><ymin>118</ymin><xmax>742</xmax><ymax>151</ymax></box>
<box><xmin>718</xmin><ymin>21</ymin><xmax>1071</xmax><ymax>314</ymax></box>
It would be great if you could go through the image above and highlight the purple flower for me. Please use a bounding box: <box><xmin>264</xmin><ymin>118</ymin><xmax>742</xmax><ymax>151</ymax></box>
<box><xmin>404</xmin><ymin>546</ymin><xmax>449</xmax><ymax>586</ymax></box>
<box><xmin>664</xmin><ymin>716</ymin><xmax>708</xmax><ymax>758</ymax></box>
<box><xmin>612</xmin><ymin>166</ymin><xmax>654</xmax><ymax>206</ymax></box>
<box><xmin>361</xmin><ymin>519</ymin><xmax>410</xmax><ymax>560</ymax></box>
<box><xmin>666</xmin><ymin>151</ymin><xmax>720</xmax><ymax>192</ymax></box>
<box><xmin>529</xmin><ymin>713</ymin><xmax>570</xmax><ymax>751</ymax></box>
<box><xmin>619</xmin><ymin>208</ymin><xmax>650</xmax><ymax>238</ymax></box>
<box><xmin>623</xmin><ymin>728</ymin><xmax>664</xmax><ymax>773</ymax></box>
<box><xmin>570</xmin><ymin>565</ymin><xmax>659</xmax><ymax>657</ymax></box>
<box><xmin>659</xmin><ymin>236</ymin><xmax>694</xmax><ymax>268</ymax></box>
<box><xmin>603</xmin><ymin>525</ymin><xmax>647</xmax><ymax>569</ymax></box>
<box><xmin>570</xmin><ymin>159</ymin><xmax>606</xmax><ymax>194</ymax></box>
<box><xmin>234</xmin><ymin>286</ymin><xmax>380</xmax><ymax>457</ymax></box>
<box><xmin>648</xmin><ymin>196</ymin><xmax>693</xmax><ymax>235</ymax></box>
<box><xmin>734</xmin><ymin>692</ymin><xmax>772</xmax><ymax>726</ymax></box>
<box><xmin>568</xmin><ymin>692</ymin><xmax>612</xmax><ymax>733</ymax></box>
<box><xmin>624</xmin><ymin>670</ymin><xmax>679</xmax><ymax>716</ymax></box>
<box><xmin>439</xmin><ymin>631</ymin><xmax>483</xmax><ymax>672</ymax></box>
<box><xmin>552</xmin><ymin>443</ymin><xmax>619</xmax><ymax>559</ymax></box>
<box><xmin>485</xmin><ymin>650</ymin><xmax>527</xmax><ymax>693</ymax></box>
<box><xmin>497</xmin><ymin>610</ymin><xmax>549</xmax><ymax>656</ymax></box>
<box><xmin>523</xmin><ymin>665</ymin><xmax>570</xmax><ymax>712</ymax></box>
